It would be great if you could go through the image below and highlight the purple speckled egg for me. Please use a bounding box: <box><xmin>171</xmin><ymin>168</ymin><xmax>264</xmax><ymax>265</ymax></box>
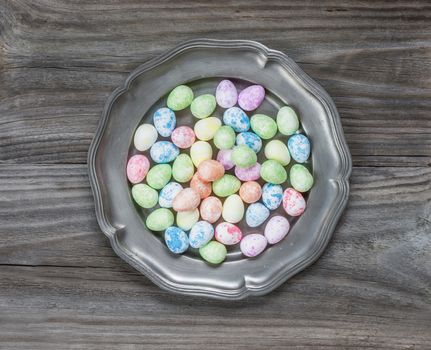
<box><xmin>216</xmin><ymin>80</ymin><xmax>238</xmax><ymax>108</ymax></box>
<box><xmin>216</xmin><ymin>149</ymin><xmax>235</xmax><ymax>170</ymax></box>
<box><xmin>240</xmin><ymin>233</ymin><xmax>267</xmax><ymax>257</ymax></box>
<box><xmin>264</xmin><ymin>216</ymin><xmax>290</xmax><ymax>244</ymax></box>
<box><xmin>234</xmin><ymin>163</ymin><xmax>261</xmax><ymax>181</ymax></box>
<box><xmin>238</xmin><ymin>85</ymin><xmax>265</xmax><ymax>111</ymax></box>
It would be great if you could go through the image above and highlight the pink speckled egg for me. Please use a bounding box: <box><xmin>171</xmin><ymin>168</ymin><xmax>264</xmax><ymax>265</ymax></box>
<box><xmin>216</xmin><ymin>80</ymin><xmax>238</xmax><ymax>108</ymax></box>
<box><xmin>215</xmin><ymin>222</ymin><xmax>242</xmax><ymax>245</ymax></box>
<box><xmin>238</xmin><ymin>85</ymin><xmax>265</xmax><ymax>111</ymax></box>
<box><xmin>172</xmin><ymin>188</ymin><xmax>201</xmax><ymax>212</ymax></box>
<box><xmin>282</xmin><ymin>188</ymin><xmax>306</xmax><ymax>216</ymax></box>
<box><xmin>240</xmin><ymin>234</ymin><xmax>267</xmax><ymax>257</ymax></box>
<box><xmin>190</xmin><ymin>173</ymin><xmax>212</xmax><ymax>199</ymax></box>
<box><xmin>126</xmin><ymin>154</ymin><xmax>150</xmax><ymax>184</ymax></box>
<box><xmin>171</xmin><ymin>126</ymin><xmax>195</xmax><ymax>149</ymax></box>
<box><xmin>216</xmin><ymin>149</ymin><xmax>235</xmax><ymax>170</ymax></box>
<box><xmin>197</xmin><ymin>160</ymin><xmax>225</xmax><ymax>182</ymax></box>
<box><xmin>264</xmin><ymin>216</ymin><xmax>290</xmax><ymax>244</ymax></box>
<box><xmin>234</xmin><ymin>163</ymin><xmax>261</xmax><ymax>181</ymax></box>
<box><xmin>239</xmin><ymin>181</ymin><xmax>262</xmax><ymax>204</ymax></box>
<box><xmin>200</xmin><ymin>196</ymin><xmax>222</xmax><ymax>223</ymax></box>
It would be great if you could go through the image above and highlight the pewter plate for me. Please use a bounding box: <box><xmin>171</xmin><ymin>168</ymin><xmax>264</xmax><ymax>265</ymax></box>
<box><xmin>88</xmin><ymin>39</ymin><xmax>352</xmax><ymax>300</ymax></box>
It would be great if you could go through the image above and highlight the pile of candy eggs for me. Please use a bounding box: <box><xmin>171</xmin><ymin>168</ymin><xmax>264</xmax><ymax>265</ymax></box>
<box><xmin>126</xmin><ymin>80</ymin><xmax>313</xmax><ymax>265</ymax></box>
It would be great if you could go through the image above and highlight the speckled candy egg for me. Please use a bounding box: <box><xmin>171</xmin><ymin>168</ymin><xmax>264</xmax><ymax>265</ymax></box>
<box><xmin>277</xmin><ymin>106</ymin><xmax>299</xmax><ymax>135</ymax></box>
<box><xmin>288</xmin><ymin>134</ymin><xmax>311</xmax><ymax>163</ymax></box>
<box><xmin>200</xmin><ymin>196</ymin><xmax>222</xmax><ymax>223</ymax></box>
<box><xmin>176</xmin><ymin>209</ymin><xmax>200</xmax><ymax>231</ymax></box>
<box><xmin>134</xmin><ymin>124</ymin><xmax>158</xmax><ymax>151</ymax></box>
<box><xmin>165</xmin><ymin>226</ymin><xmax>189</xmax><ymax>254</ymax></box>
<box><xmin>172</xmin><ymin>153</ymin><xmax>194</xmax><ymax>183</ymax></box>
<box><xmin>215</xmin><ymin>222</ymin><xmax>242</xmax><ymax>245</ymax></box>
<box><xmin>190</xmin><ymin>141</ymin><xmax>213</xmax><ymax>167</ymax></box>
<box><xmin>282</xmin><ymin>188</ymin><xmax>306</xmax><ymax>216</ymax></box>
<box><xmin>153</xmin><ymin>107</ymin><xmax>176</xmax><ymax>137</ymax></box>
<box><xmin>197</xmin><ymin>159</ymin><xmax>225</xmax><ymax>182</ymax></box>
<box><xmin>172</xmin><ymin>188</ymin><xmax>201</xmax><ymax>212</ymax></box>
<box><xmin>212</xmin><ymin>174</ymin><xmax>241</xmax><ymax>197</ymax></box>
<box><xmin>167</xmin><ymin>85</ymin><xmax>194</xmax><ymax>111</ymax></box>
<box><xmin>264</xmin><ymin>216</ymin><xmax>290</xmax><ymax>244</ymax></box>
<box><xmin>194</xmin><ymin>117</ymin><xmax>221</xmax><ymax>141</ymax></box>
<box><xmin>246</xmin><ymin>202</ymin><xmax>270</xmax><ymax>227</ymax></box>
<box><xmin>223</xmin><ymin>107</ymin><xmax>250</xmax><ymax>132</ymax></box>
<box><xmin>216</xmin><ymin>79</ymin><xmax>238</xmax><ymax>108</ymax></box>
<box><xmin>260</xmin><ymin>160</ymin><xmax>287</xmax><ymax>185</ymax></box>
<box><xmin>131</xmin><ymin>184</ymin><xmax>158</xmax><ymax>209</ymax></box>
<box><xmin>240</xmin><ymin>234</ymin><xmax>267</xmax><ymax>257</ymax></box>
<box><xmin>264</xmin><ymin>140</ymin><xmax>291</xmax><ymax>166</ymax></box>
<box><xmin>250</xmin><ymin>114</ymin><xmax>277</xmax><ymax>139</ymax></box>
<box><xmin>222</xmin><ymin>194</ymin><xmax>244</xmax><ymax>224</ymax></box>
<box><xmin>191</xmin><ymin>94</ymin><xmax>216</xmax><ymax>119</ymax></box>
<box><xmin>171</xmin><ymin>126</ymin><xmax>195</xmax><ymax>149</ymax></box>
<box><xmin>234</xmin><ymin>163</ymin><xmax>261</xmax><ymax>181</ymax></box>
<box><xmin>146</xmin><ymin>208</ymin><xmax>174</xmax><ymax>231</ymax></box>
<box><xmin>238</xmin><ymin>85</ymin><xmax>265</xmax><ymax>111</ymax></box>
<box><xmin>262</xmin><ymin>183</ymin><xmax>283</xmax><ymax>210</ymax></box>
<box><xmin>217</xmin><ymin>149</ymin><xmax>235</xmax><ymax>170</ymax></box>
<box><xmin>146</xmin><ymin>164</ymin><xmax>171</xmax><ymax>190</ymax></box>
<box><xmin>190</xmin><ymin>173</ymin><xmax>212</xmax><ymax>199</ymax></box>
<box><xmin>236</xmin><ymin>132</ymin><xmax>262</xmax><ymax>153</ymax></box>
<box><xmin>232</xmin><ymin>145</ymin><xmax>257</xmax><ymax>168</ymax></box>
<box><xmin>189</xmin><ymin>221</ymin><xmax>214</xmax><ymax>248</ymax></box>
<box><xmin>199</xmin><ymin>241</ymin><xmax>227</xmax><ymax>265</ymax></box>
<box><xmin>158</xmin><ymin>182</ymin><xmax>183</xmax><ymax>208</ymax></box>
<box><xmin>150</xmin><ymin>141</ymin><xmax>179</xmax><ymax>163</ymax></box>
<box><xmin>214</xmin><ymin>125</ymin><xmax>236</xmax><ymax>150</ymax></box>
<box><xmin>126</xmin><ymin>154</ymin><xmax>150</xmax><ymax>184</ymax></box>
<box><xmin>290</xmin><ymin>164</ymin><xmax>314</xmax><ymax>192</ymax></box>
<box><xmin>239</xmin><ymin>181</ymin><xmax>262</xmax><ymax>203</ymax></box>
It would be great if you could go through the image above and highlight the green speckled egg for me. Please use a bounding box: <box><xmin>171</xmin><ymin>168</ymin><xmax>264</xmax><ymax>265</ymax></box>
<box><xmin>146</xmin><ymin>208</ymin><xmax>174</xmax><ymax>231</ymax></box>
<box><xmin>264</xmin><ymin>140</ymin><xmax>291</xmax><ymax>166</ymax></box>
<box><xmin>172</xmin><ymin>154</ymin><xmax>194</xmax><ymax>183</ymax></box>
<box><xmin>290</xmin><ymin>164</ymin><xmax>314</xmax><ymax>192</ymax></box>
<box><xmin>232</xmin><ymin>145</ymin><xmax>257</xmax><ymax>168</ymax></box>
<box><xmin>214</xmin><ymin>125</ymin><xmax>236</xmax><ymax>150</ymax></box>
<box><xmin>199</xmin><ymin>241</ymin><xmax>227</xmax><ymax>264</ymax></box>
<box><xmin>167</xmin><ymin>85</ymin><xmax>194</xmax><ymax>111</ymax></box>
<box><xmin>131</xmin><ymin>184</ymin><xmax>158</xmax><ymax>209</ymax></box>
<box><xmin>146</xmin><ymin>164</ymin><xmax>172</xmax><ymax>190</ymax></box>
<box><xmin>250</xmin><ymin>114</ymin><xmax>277</xmax><ymax>139</ymax></box>
<box><xmin>212</xmin><ymin>174</ymin><xmax>241</xmax><ymax>197</ymax></box>
<box><xmin>191</xmin><ymin>94</ymin><xmax>216</xmax><ymax>119</ymax></box>
<box><xmin>260</xmin><ymin>160</ymin><xmax>287</xmax><ymax>185</ymax></box>
<box><xmin>277</xmin><ymin>106</ymin><xmax>299</xmax><ymax>135</ymax></box>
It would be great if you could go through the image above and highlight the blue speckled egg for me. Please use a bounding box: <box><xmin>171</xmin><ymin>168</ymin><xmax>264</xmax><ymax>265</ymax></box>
<box><xmin>159</xmin><ymin>182</ymin><xmax>183</xmax><ymax>208</ymax></box>
<box><xmin>236</xmin><ymin>132</ymin><xmax>262</xmax><ymax>153</ymax></box>
<box><xmin>223</xmin><ymin>107</ymin><xmax>250</xmax><ymax>132</ymax></box>
<box><xmin>189</xmin><ymin>221</ymin><xmax>214</xmax><ymax>248</ymax></box>
<box><xmin>287</xmin><ymin>134</ymin><xmax>310</xmax><ymax>163</ymax></box>
<box><xmin>150</xmin><ymin>141</ymin><xmax>179</xmax><ymax>163</ymax></box>
<box><xmin>153</xmin><ymin>107</ymin><xmax>176</xmax><ymax>137</ymax></box>
<box><xmin>246</xmin><ymin>203</ymin><xmax>270</xmax><ymax>227</ymax></box>
<box><xmin>262</xmin><ymin>183</ymin><xmax>283</xmax><ymax>210</ymax></box>
<box><xmin>164</xmin><ymin>226</ymin><xmax>189</xmax><ymax>254</ymax></box>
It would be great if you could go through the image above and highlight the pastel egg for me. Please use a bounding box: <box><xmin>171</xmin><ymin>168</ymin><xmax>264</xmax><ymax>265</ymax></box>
<box><xmin>287</xmin><ymin>134</ymin><xmax>311</xmax><ymax>163</ymax></box>
<box><xmin>146</xmin><ymin>164</ymin><xmax>171</xmax><ymax>190</ymax></box>
<box><xmin>191</xmin><ymin>94</ymin><xmax>217</xmax><ymax>119</ymax></box>
<box><xmin>146</xmin><ymin>208</ymin><xmax>174</xmax><ymax>231</ymax></box>
<box><xmin>222</xmin><ymin>194</ymin><xmax>244</xmax><ymax>224</ymax></box>
<box><xmin>239</xmin><ymin>181</ymin><xmax>262</xmax><ymax>203</ymax></box>
<box><xmin>262</xmin><ymin>183</ymin><xmax>283</xmax><ymax>210</ymax></box>
<box><xmin>199</xmin><ymin>241</ymin><xmax>227</xmax><ymax>265</ymax></box>
<box><xmin>238</xmin><ymin>85</ymin><xmax>265</xmax><ymax>111</ymax></box>
<box><xmin>214</xmin><ymin>125</ymin><xmax>236</xmax><ymax>150</ymax></box>
<box><xmin>213</xmin><ymin>174</ymin><xmax>241</xmax><ymax>197</ymax></box>
<box><xmin>190</xmin><ymin>173</ymin><xmax>212</xmax><ymax>199</ymax></box>
<box><xmin>264</xmin><ymin>140</ymin><xmax>291</xmax><ymax>166</ymax></box>
<box><xmin>250</xmin><ymin>114</ymin><xmax>277</xmax><ymax>139</ymax></box>
<box><xmin>223</xmin><ymin>107</ymin><xmax>250</xmax><ymax>132</ymax></box>
<box><xmin>260</xmin><ymin>160</ymin><xmax>287</xmax><ymax>185</ymax></box>
<box><xmin>189</xmin><ymin>221</ymin><xmax>214</xmax><ymax>248</ymax></box>
<box><xmin>215</xmin><ymin>222</ymin><xmax>242</xmax><ymax>245</ymax></box>
<box><xmin>153</xmin><ymin>107</ymin><xmax>176</xmax><ymax>137</ymax></box>
<box><xmin>131</xmin><ymin>184</ymin><xmax>158</xmax><ymax>209</ymax></box>
<box><xmin>216</xmin><ymin>149</ymin><xmax>235</xmax><ymax>170</ymax></box>
<box><xmin>216</xmin><ymin>79</ymin><xmax>238</xmax><ymax>108</ymax></box>
<box><xmin>171</xmin><ymin>126</ymin><xmax>195</xmax><ymax>149</ymax></box>
<box><xmin>134</xmin><ymin>124</ymin><xmax>158</xmax><ymax>151</ymax></box>
<box><xmin>167</xmin><ymin>85</ymin><xmax>194</xmax><ymax>111</ymax></box>
<box><xmin>194</xmin><ymin>117</ymin><xmax>221</xmax><ymax>141</ymax></box>
<box><xmin>165</xmin><ymin>226</ymin><xmax>189</xmax><ymax>254</ymax></box>
<box><xmin>283</xmin><ymin>188</ymin><xmax>306</xmax><ymax>216</ymax></box>
<box><xmin>234</xmin><ymin>163</ymin><xmax>261</xmax><ymax>181</ymax></box>
<box><xmin>277</xmin><ymin>106</ymin><xmax>299</xmax><ymax>135</ymax></box>
<box><xmin>150</xmin><ymin>141</ymin><xmax>179</xmax><ymax>163</ymax></box>
<box><xmin>290</xmin><ymin>164</ymin><xmax>314</xmax><ymax>192</ymax></box>
<box><xmin>197</xmin><ymin>159</ymin><xmax>225</xmax><ymax>182</ymax></box>
<box><xmin>126</xmin><ymin>154</ymin><xmax>150</xmax><ymax>184</ymax></box>
<box><xmin>200</xmin><ymin>196</ymin><xmax>222</xmax><ymax>223</ymax></box>
<box><xmin>236</xmin><ymin>132</ymin><xmax>262</xmax><ymax>153</ymax></box>
<box><xmin>172</xmin><ymin>188</ymin><xmax>201</xmax><ymax>212</ymax></box>
<box><xmin>246</xmin><ymin>202</ymin><xmax>270</xmax><ymax>227</ymax></box>
<box><xmin>190</xmin><ymin>141</ymin><xmax>213</xmax><ymax>167</ymax></box>
<box><xmin>240</xmin><ymin>234</ymin><xmax>267</xmax><ymax>257</ymax></box>
<box><xmin>159</xmin><ymin>182</ymin><xmax>183</xmax><ymax>208</ymax></box>
<box><xmin>232</xmin><ymin>145</ymin><xmax>257</xmax><ymax>168</ymax></box>
<box><xmin>172</xmin><ymin>154</ymin><xmax>194</xmax><ymax>183</ymax></box>
<box><xmin>264</xmin><ymin>216</ymin><xmax>290</xmax><ymax>244</ymax></box>
<box><xmin>176</xmin><ymin>209</ymin><xmax>200</xmax><ymax>231</ymax></box>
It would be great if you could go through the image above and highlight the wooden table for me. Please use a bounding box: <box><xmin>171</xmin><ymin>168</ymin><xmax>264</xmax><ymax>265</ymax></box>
<box><xmin>1</xmin><ymin>1</ymin><xmax>430</xmax><ymax>348</ymax></box>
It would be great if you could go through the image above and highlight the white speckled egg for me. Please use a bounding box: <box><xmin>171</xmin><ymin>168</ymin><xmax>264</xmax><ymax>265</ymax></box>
<box><xmin>264</xmin><ymin>216</ymin><xmax>290</xmax><ymax>244</ymax></box>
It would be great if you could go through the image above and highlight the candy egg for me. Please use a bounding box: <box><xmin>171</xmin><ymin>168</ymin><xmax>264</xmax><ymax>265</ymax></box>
<box><xmin>222</xmin><ymin>194</ymin><xmax>244</xmax><ymax>224</ymax></box>
<box><xmin>287</xmin><ymin>134</ymin><xmax>311</xmax><ymax>163</ymax></box>
<box><xmin>191</xmin><ymin>94</ymin><xmax>217</xmax><ymax>119</ymax></box>
<box><xmin>200</xmin><ymin>196</ymin><xmax>222</xmax><ymax>223</ymax></box>
<box><xmin>246</xmin><ymin>202</ymin><xmax>270</xmax><ymax>227</ymax></box>
<box><xmin>190</xmin><ymin>173</ymin><xmax>212</xmax><ymax>199</ymax></box>
<box><xmin>214</xmin><ymin>125</ymin><xmax>236</xmax><ymax>150</ymax></box>
<box><xmin>176</xmin><ymin>208</ymin><xmax>200</xmax><ymax>231</ymax></box>
<box><xmin>282</xmin><ymin>188</ymin><xmax>306</xmax><ymax>216</ymax></box>
<box><xmin>290</xmin><ymin>164</ymin><xmax>314</xmax><ymax>192</ymax></box>
<box><xmin>189</xmin><ymin>221</ymin><xmax>214</xmax><ymax>248</ymax></box>
<box><xmin>264</xmin><ymin>140</ymin><xmax>291</xmax><ymax>166</ymax></box>
<box><xmin>216</xmin><ymin>79</ymin><xmax>238</xmax><ymax>108</ymax></box>
<box><xmin>172</xmin><ymin>154</ymin><xmax>194</xmax><ymax>183</ymax></box>
<box><xmin>159</xmin><ymin>182</ymin><xmax>183</xmax><ymax>208</ymax></box>
<box><xmin>153</xmin><ymin>107</ymin><xmax>176</xmax><ymax>137</ymax></box>
<box><xmin>146</xmin><ymin>208</ymin><xmax>174</xmax><ymax>231</ymax></box>
<box><xmin>232</xmin><ymin>145</ymin><xmax>257</xmax><ymax>168</ymax></box>
<box><xmin>172</xmin><ymin>188</ymin><xmax>201</xmax><ymax>212</ymax></box>
<box><xmin>239</xmin><ymin>181</ymin><xmax>262</xmax><ymax>203</ymax></box>
<box><xmin>262</xmin><ymin>183</ymin><xmax>283</xmax><ymax>210</ymax></box>
<box><xmin>150</xmin><ymin>141</ymin><xmax>179</xmax><ymax>164</ymax></box>
<box><xmin>213</xmin><ymin>174</ymin><xmax>241</xmax><ymax>197</ymax></box>
<box><xmin>236</xmin><ymin>132</ymin><xmax>262</xmax><ymax>153</ymax></box>
<box><xmin>146</xmin><ymin>164</ymin><xmax>171</xmax><ymax>190</ymax></box>
<box><xmin>171</xmin><ymin>126</ymin><xmax>195</xmax><ymax>149</ymax></box>
<box><xmin>194</xmin><ymin>117</ymin><xmax>221</xmax><ymax>141</ymax></box>
<box><xmin>167</xmin><ymin>85</ymin><xmax>194</xmax><ymax>111</ymax></box>
<box><xmin>240</xmin><ymin>234</ymin><xmax>267</xmax><ymax>257</ymax></box>
<box><xmin>234</xmin><ymin>163</ymin><xmax>261</xmax><ymax>181</ymax></box>
<box><xmin>223</xmin><ymin>107</ymin><xmax>250</xmax><ymax>132</ymax></box>
<box><xmin>199</xmin><ymin>241</ymin><xmax>227</xmax><ymax>265</ymax></box>
<box><xmin>190</xmin><ymin>141</ymin><xmax>213</xmax><ymax>167</ymax></box>
<box><xmin>238</xmin><ymin>85</ymin><xmax>265</xmax><ymax>111</ymax></box>
<box><xmin>134</xmin><ymin>124</ymin><xmax>158</xmax><ymax>151</ymax></box>
<box><xmin>264</xmin><ymin>216</ymin><xmax>290</xmax><ymax>244</ymax></box>
<box><xmin>260</xmin><ymin>160</ymin><xmax>287</xmax><ymax>185</ymax></box>
<box><xmin>215</xmin><ymin>222</ymin><xmax>242</xmax><ymax>245</ymax></box>
<box><xmin>126</xmin><ymin>154</ymin><xmax>150</xmax><ymax>184</ymax></box>
<box><xmin>277</xmin><ymin>106</ymin><xmax>299</xmax><ymax>135</ymax></box>
<box><xmin>250</xmin><ymin>114</ymin><xmax>277</xmax><ymax>139</ymax></box>
<box><xmin>165</xmin><ymin>226</ymin><xmax>189</xmax><ymax>254</ymax></box>
<box><xmin>216</xmin><ymin>149</ymin><xmax>235</xmax><ymax>170</ymax></box>
<box><xmin>131</xmin><ymin>184</ymin><xmax>158</xmax><ymax>209</ymax></box>
<box><xmin>197</xmin><ymin>159</ymin><xmax>225</xmax><ymax>182</ymax></box>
